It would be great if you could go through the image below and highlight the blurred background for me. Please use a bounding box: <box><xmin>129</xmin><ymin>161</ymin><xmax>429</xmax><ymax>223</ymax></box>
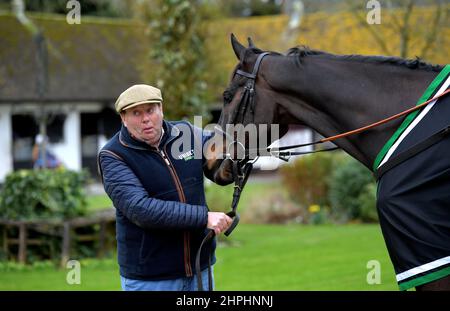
<box><xmin>0</xmin><ymin>0</ymin><xmax>448</xmax><ymax>290</ymax></box>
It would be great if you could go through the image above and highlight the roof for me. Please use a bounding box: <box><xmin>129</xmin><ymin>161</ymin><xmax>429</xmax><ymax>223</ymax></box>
<box><xmin>0</xmin><ymin>13</ymin><xmax>149</xmax><ymax>102</ymax></box>
<box><xmin>1</xmin><ymin>7</ymin><xmax>448</xmax><ymax>103</ymax></box>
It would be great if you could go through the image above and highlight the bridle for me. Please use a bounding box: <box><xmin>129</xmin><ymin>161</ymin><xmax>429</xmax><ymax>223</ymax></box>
<box><xmin>194</xmin><ymin>54</ymin><xmax>272</xmax><ymax>291</ymax></box>
<box><xmin>195</xmin><ymin>132</ymin><xmax>255</xmax><ymax>291</ymax></box>
<box><xmin>195</xmin><ymin>51</ymin><xmax>450</xmax><ymax>291</ymax></box>
<box><xmin>217</xmin><ymin>52</ymin><xmax>340</xmax><ymax>163</ymax></box>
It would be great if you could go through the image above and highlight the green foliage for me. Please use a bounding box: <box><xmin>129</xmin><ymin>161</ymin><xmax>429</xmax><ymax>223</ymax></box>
<box><xmin>280</xmin><ymin>152</ymin><xmax>378</xmax><ymax>223</ymax></box>
<box><xmin>141</xmin><ymin>0</ymin><xmax>215</xmax><ymax>120</ymax></box>
<box><xmin>279</xmin><ymin>152</ymin><xmax>349</xmax><ymax>224</ymax></box>
<box><xmin>204</xmin><ymin>181</ymin><xmax>233</xmax><ymax>214</ymax></box>
<box><xmin>357</xmin><ymin>183</ymin><xmax>379</xmax><ymax>223</ymax></box>
<box><xmin>205</xmin><ymin>180</ymin><xmax>302</xmax><ymax>225</ymax></box>
<box><xmin>20</xmin><ymin>0</ymin><xmax>129</xmax><ymax>18</ymax></box>
<box><xmin>280</xmin><ymin>151</ymin><xmax>348</xmax><ymax>209</ymax></box>
<box><xmin>308</xmin><ymin>204</ymin><xmax>329</xmax><ymax>225</ymax></box>
<box><xmin>0</xmin><ymin>168</ymin><xmax>89</xmax><ymax>220</ymax></box>
<box><xmin>241</xmin><ymin>193</ymin><xmax>301</xmax><ymax>224</ymax></box>
<box><xmin>328</xmin><ymin>157</ymin><xmax>377</xmax><ymax>222</ymax></box>
<box><xmin>218</xmin><ymin>0</ymin><xmax>282</xmax><ymax>17</ymax></box>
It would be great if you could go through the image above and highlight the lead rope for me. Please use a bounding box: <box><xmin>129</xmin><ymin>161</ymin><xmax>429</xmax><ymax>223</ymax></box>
<box><xmin>251</xmin><ymin>89</ymin><xmax>450</xmax><ymax>159</ymax></box>
<box><xmin>196</xmin><ymin>160</ymin><xmax>254</xmax><ymax>291</ymax></box>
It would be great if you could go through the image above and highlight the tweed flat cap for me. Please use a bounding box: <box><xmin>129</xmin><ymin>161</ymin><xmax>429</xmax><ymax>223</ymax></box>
<box><xmin>115</xmin><ymin>84</ymin><xmax>163</xmax><ymax>113</ymax></box>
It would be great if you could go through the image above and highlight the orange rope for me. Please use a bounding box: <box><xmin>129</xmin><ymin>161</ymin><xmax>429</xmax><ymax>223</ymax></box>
<box><xmin>321</xmin><ymin>89</ymin><xmax>450</xmax><ymax>143</ymax></box>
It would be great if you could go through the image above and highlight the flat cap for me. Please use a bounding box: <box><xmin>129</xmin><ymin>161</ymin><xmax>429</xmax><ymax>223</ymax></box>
<box><xmin>115</xmin><ymin>84</ymin><xmax>163</xmax><ymax>113</ymax></box>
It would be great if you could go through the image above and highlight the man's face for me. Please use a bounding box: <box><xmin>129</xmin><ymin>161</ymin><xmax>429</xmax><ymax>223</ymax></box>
<box><xmin>120</xmin><ymin>103</ymin><xmax>164</xmax><ymax>146</ymax></box>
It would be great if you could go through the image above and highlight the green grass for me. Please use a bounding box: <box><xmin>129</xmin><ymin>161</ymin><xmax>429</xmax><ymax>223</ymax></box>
<box><xmin>0</xmin><ymin>258</ymin><xmax>121</xmax><ymax>291</ymax></box>
<box><xmin>205</xmin><ymin>180</ymin><xmax>287</xmax><ymax>214</ymax></box>
<box><xmin>84</xmin><ymin>181</ymin><xmax>281</xmax><ymax>214</ymax></box>
<box><xmin>5</xmin><ymin>182</ymin><xmax>396</xmax><ymax>290</ymax></box>
<box><xmin>85</xmin><ymin>195</ymin><xmax>112</xmax><ymax>213</ymax></box>
<box><xmin>0</xmin><ymin>224</ymin><xmax>398</xmax><ymax>290</ymax></box>
<box><xmin>214</xmin><ymin>224</ymin><xmax>397</xmax><ymax>290</ymax></box>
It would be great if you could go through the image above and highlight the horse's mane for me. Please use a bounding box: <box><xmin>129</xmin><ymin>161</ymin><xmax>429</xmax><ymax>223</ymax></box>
<box><xmin>286</xmin><ymin>46</ymin><xmax>443</xmax><ymax>72</ymax></box>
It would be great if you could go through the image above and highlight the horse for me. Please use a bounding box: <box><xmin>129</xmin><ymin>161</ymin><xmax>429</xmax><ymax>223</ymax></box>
<box><xmin>203</xmin><ymin>34</ymin><xmax>450</xmax><ymax>291</ymax></box>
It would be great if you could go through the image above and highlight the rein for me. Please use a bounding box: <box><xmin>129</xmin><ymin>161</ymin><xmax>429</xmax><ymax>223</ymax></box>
<box><xmin>195</xmin><ymin>155</ymin><xmax>254</xmax><ymax>291</ymax></box>
<box><xmin>266</xmin><ymin>88</ymin><xmax>450</xmax><ymax>160</ymax></box>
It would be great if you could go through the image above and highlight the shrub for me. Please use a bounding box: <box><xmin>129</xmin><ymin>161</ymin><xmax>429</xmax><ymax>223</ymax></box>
<box><xmin>0</xmin><ymin>168</ymin><xmax>89</xmax><ymax>220</ymax></box>
<box><xmin>241</xmin><ymin>193</ymin><xmax>302</xmax><ymax>224</ymax></box>
<box><xmin>204</xmin><ymin>181</ymin><xmax>233</xmax><ymax>213</ymax></box>
<box><xmin>328</xmin><ymin>157</ymin><xmax>377</xmax><ymax>222</ymax></box>
<box><xmin>307</xmin><ymin>204</ymin><xmax>330</xmax><ymax>225</ymax></box>
<box><xmin>357</xmin><ymin>183</ymin><xmax>379</xmax><ymax>223</ymax></box>
<box><xmin>280</xmin><ymin>151</ymin><xmax>378</xmax><ymax>223</ymax></box>
<box><xmin>279</xmin><ymin>151</ymin><xmax>348</xmax><ymax>224</ymax></box>
<box><xmin>280</xmin><ymin>152</ymin><xmax>338</xmax><ymax>208</ymax></box>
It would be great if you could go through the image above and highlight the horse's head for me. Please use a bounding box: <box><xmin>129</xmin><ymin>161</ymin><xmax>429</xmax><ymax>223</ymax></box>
<box><xmin>218</xmin><ymin>34</ymin><xmax>288</xmax><ymax>139</ymax></box>
<box><xmin>203</xmin><ymin>35</ymin><xmax>289</xmax><ymax>185</ymax></box>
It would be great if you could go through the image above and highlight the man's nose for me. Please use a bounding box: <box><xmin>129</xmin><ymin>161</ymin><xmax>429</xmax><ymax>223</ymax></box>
<box><xmin>142</xmin><ymin>112</ymin><xmax>151</xmax><ymax>123</ymax></box>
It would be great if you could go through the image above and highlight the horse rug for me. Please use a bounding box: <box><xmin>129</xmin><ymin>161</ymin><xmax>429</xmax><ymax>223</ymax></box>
<box><xmin>376</xmin><ymin>66</ymin><xmax>450</xmax><ymax>290</ymax></box>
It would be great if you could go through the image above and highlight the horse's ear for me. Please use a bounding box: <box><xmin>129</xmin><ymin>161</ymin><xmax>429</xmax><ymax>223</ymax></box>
<box><xmin>231</xmin><ymin>33</ymin><xmax>245</xmax><ymax>60</ymax></box>
<box><xmin>247</xmin><ymin>37</ymin><xmax>255</xmax><ymax>48</ymax></box>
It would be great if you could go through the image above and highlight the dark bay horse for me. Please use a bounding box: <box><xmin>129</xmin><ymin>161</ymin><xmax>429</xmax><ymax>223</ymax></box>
<box><xmin>203</xmin><ymin>35</ymin><xmax>450</xmax><ymax>290</ymax></box>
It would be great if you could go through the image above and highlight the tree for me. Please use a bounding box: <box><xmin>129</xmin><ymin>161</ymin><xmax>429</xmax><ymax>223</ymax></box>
<box><xmin>217</xmin><ymin>0</ymin><xmax>282</xmax><ymax>17</ymax></box>
<box><xmin>12</xmin><ymin>0</ymin><xmax>51</xmax><ymax>168</ymax></box>
<box><xmin>0</xmin><ymin>0</ymin><xmax>132</xmax><ymax>17</ymax></box>
<box><xmin>346</xmin><ymin>0</ymin><xmax>448</xmax><ymax>59</ymax></box>
<box><xmin>282</xmin><ymin>0</ymin><xmax>305</xmax><ymax>47</ymax></box>
<box><xmin>136</xmin><ymin>0</ymin><xmax>217</xmax><ymax>120</ymax></box>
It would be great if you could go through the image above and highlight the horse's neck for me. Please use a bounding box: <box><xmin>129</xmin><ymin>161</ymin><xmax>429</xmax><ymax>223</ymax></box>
<box><xmin>263</xmin><ymin>55</ymin><xmax>439</xmax><ymax>168</ymax></box>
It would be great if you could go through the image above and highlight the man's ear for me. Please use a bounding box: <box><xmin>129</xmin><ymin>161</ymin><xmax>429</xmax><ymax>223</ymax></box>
<box><xmin>120</xmin><ymin>112</ymin><xmax>127</xmax><ymax>127</ymax></box>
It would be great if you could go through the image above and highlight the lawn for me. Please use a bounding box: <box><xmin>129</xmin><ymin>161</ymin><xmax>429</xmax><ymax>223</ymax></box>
<box><xmin>214</xmin><ymin>224</ymin><xmax>397</xmax><ymax>290</ymax></box>
<box><xmin>0</xmin><ymin>224</ymin><xmax>398</xmax><ymax>291</ymax></box>
<box><xmin>84</xmin><ymin>180</ymin><xmax>286</xmax><ymax>220</ymax></box>
<box><xmin>84</xmin><ymin>179</ymin><xmax>282</xmax><ymax>214</ymax></box>
<box><xmin>85</xmin><ymin>194</ymin><xmax>113</xmax><ymax>213</ymax></box>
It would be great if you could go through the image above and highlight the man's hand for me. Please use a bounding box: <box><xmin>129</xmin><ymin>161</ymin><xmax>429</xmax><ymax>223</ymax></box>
<box><xmin>207</xmin><ymin>212</ymin><xmax>233</xmax><ymax>236</ymax></box>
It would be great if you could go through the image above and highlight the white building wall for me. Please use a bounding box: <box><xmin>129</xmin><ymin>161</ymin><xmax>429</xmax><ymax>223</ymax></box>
<box><xmin>51</xmin><ymin>110</ymin><xmax>81</xmax><ymax>171</ymax></box>
<box><xmin>98</xmin><ymin>134</ymin><xmax>108</xmax><ymax>151</ymax></box>
<box><xmin>1</xmin><ymin>102</ymin><xmax>110</xmax><ymax>177</ymax></box>
<box><xmin>0</xmin><ymin>105</ymin><xmax>13</xmax><ymax>182</ymax></box>
<box><xmin>254</xmin><ymin>127</ymin><xmax>314</xmax><ymax>170</ymax></box>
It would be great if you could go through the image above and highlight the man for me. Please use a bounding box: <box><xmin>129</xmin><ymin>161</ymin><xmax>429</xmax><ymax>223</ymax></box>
<box><xmin>98</xmin><ymin>84</ymin><xmax>232</xmax><ymax>291</ymax></box>
<box><xmin>32</xmin><ymin>134</ymin><xmax>62</xmax><ymax>169</ymax></box>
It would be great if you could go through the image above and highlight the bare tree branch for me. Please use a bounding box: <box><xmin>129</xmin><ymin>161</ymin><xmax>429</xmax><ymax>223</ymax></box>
<box><xmin>399</xmin><ymin>0</ymin><xmax>415</xmax><ymax>58</ymax></box>
<box><xmin>386</xmin><ymin>0</ymin><xmax>403</xmax><ymax>31</ymax></box>
<box><xmin>346</xmin><ymin>0</ymin><xmax>391</xmax><ymax>55</ymax></box>
<box><xmin>420</xmin><ymin>0</ymin><xmax>444</xmax><ymax>59</ymax></box>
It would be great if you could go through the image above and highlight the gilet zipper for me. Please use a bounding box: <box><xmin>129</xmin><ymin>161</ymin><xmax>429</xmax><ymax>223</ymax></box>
<box><xmin>157</xmin><ymin>147</ymin><xmax>193</xmax><ymax>277</ymax></box>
